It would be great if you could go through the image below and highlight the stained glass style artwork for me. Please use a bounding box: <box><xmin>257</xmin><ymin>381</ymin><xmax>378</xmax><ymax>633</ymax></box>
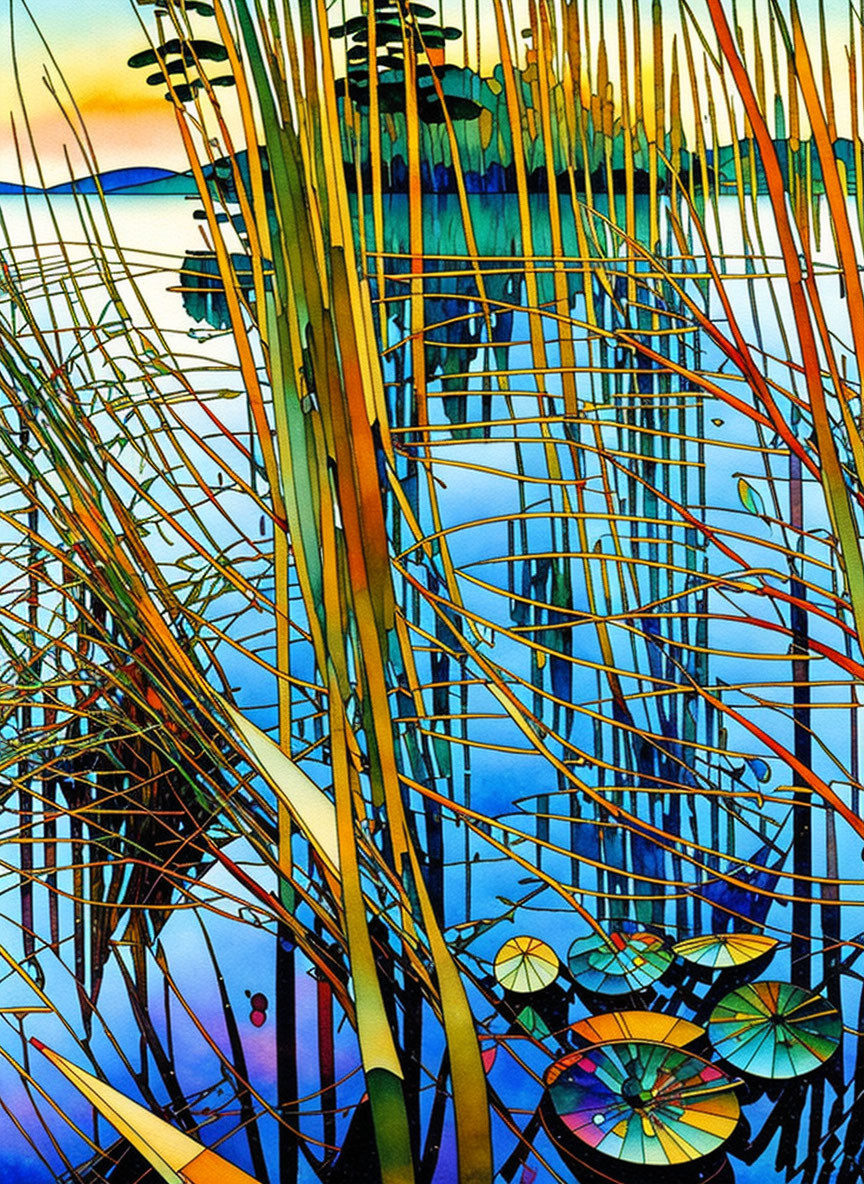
<box><xmin>570</xmin><ymin>1011</ymin><xmax>705</xmax><ymax>1048</ymax></box>
<box><xmin>1</xmin><ymin>0</ymin><xmax>863</xmax><ymax>1180</ymax></box>
<box><xmin>31</xmin><ymin>1039</ymin><xmax>260</xmax><ymax>1183</ymax></box>
<box><xmin>515</xmin><ymin>1004</ymin><xmax>552</xmax><ymax>1039</ymax></box>
<box><xmin>568</xmin><ymin>933</ymin><xmax>674</xmax><ymax>995</ymax></box>
<box><xmin>494</xmin><ymin>936</ymin><xmax>561</xmax><ymax>994</ymax></box>
<box><xmin>544</xmin><ymin>1041</ymin><xmax>741</xmax><ymax>1166</ymax></box>
<box><xmin>672</xmin><ymin>934</ymin><xmax>779</xmax><ymax>970</ymax></box>
<box><xmin>708</xmin><ymin>982</ymin><xmax>843</xmax><ymax>1079</ymax></box>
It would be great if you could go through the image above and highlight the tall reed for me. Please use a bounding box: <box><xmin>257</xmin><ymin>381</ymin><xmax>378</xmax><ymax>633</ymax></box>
<box><xmin>2</xmin><ymin>2</ymin><xmax>864</xmax><ymax>1182</ymax></box>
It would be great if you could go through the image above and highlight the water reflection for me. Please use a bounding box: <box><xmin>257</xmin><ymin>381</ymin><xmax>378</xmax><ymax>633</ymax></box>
<box><xmin>177</xmin><ymin>193</ymin><xmax>863</xmax><ymax>1184</ymax></box>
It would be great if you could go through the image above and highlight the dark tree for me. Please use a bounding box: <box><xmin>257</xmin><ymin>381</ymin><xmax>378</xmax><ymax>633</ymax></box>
<box><xmin>330</xmin><ymin>0</ymin><xmax>482</xmax><ymax>124</ymax></box>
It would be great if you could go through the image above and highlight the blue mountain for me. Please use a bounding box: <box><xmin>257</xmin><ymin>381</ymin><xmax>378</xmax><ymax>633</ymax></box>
<box><xmin>46</xmin><ymin>167</ymin><xmax>181</xmax><ymax>194</ymax></box>
<box><xmin>0</xmin><ymin>181</ymin><xmax>40</xmax><ymax>194</ymax></box>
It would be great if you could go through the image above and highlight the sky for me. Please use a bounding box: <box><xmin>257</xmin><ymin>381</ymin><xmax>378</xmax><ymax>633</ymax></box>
<box><xmin>0</xmin><ymin>0</ymin><xmax>858</xmax><ymax>186</ymax></box>
<box><xmin>0</xmin><ymin>1</ymin><xmax>186</xmax><ymax>184</ymax></box>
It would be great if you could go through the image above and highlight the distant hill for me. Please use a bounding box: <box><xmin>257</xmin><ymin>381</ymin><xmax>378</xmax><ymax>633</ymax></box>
<box><xmin>0</xmin><ymin>167</ymin><xmax>200</xmax><ymax>197</ymax></box>
<box><xmin>0</xmin><ymin>181</ymin><xmax>40</xmax><ymax>195</ymax></box>
<box><xmin>110</xmin><ymin>173</ymin><xmax>200</xmax><ymax>195</ymax></box>
<box><xmin>46</xmin><ymin>167</ymin><xmax>184</xmax><ymax>194</ymax></box>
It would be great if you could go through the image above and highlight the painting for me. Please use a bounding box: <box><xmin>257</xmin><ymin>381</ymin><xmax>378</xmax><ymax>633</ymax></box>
<box><xmin>0</xmin><ymin>1</ymin><xmax>861</xmax><ymax>1181</ymax></box>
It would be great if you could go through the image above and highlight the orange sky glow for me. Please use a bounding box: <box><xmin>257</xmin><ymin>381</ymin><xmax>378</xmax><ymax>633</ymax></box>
<box><xmin>0</xmin><ymin>3</ymin><xmax>190</xmax><ymax>184</ymax></box>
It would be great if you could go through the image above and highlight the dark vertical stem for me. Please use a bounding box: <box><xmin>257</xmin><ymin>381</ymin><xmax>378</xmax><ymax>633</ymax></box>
<box><xmin>821</xmin><ymin>814</ymin><xmax>841</xmax><ymax>1004</ymax></box>
<box><xmin>276</xmin><ymin>921</ymin><xmax>298</xmax><ymax>1181</ymax></box>
<box><xmin>419</xmin><ymin>1051</ymin><xmax>449</xmax><ymax>1184</ymax></box>
<box><xmin>18</xmin><ymin>718</ymin><xmax>34</xmax><ymax>960</ymax></box>
<box><xmin>317</xmin><ymin>971</ymin><xmax>337</xmax><ymax>1156</ymax></box>
<box><xmin>70</xmin><ymin>803</ymin><xmax>87</xmax><ymax>1024</ymax></box>
<box><xmin>402</xmin><ymin>968</ymin><xmax>423</xmax><ymax>1166</ymax></box>
<box><xmin>197</xmin><ymin>924</ymin><xmax>269</xmax><ymax>1178</ymax></box>
<box><xmin>42</xmin><ymin>703</ymin><xmax>58</xmax><ymax>949</ymax></box>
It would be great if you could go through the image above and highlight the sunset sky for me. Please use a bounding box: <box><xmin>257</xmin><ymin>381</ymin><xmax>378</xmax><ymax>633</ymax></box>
<box><xmin>0</xmin><ymin>1</ymin><xmax>186</xmax><ymax>184</ymax></box>
<box><xmin>0</xmin><ymin>0</ymin><xmax>858</xmax><ymax>186</ymax></box>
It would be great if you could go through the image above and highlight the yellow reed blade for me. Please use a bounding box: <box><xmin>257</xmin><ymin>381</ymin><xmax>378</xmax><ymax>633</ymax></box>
<box><xmin>31</xmin><ymin>1039</ymin><xmax>259</xmax><ymax>1184</ymax></box>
